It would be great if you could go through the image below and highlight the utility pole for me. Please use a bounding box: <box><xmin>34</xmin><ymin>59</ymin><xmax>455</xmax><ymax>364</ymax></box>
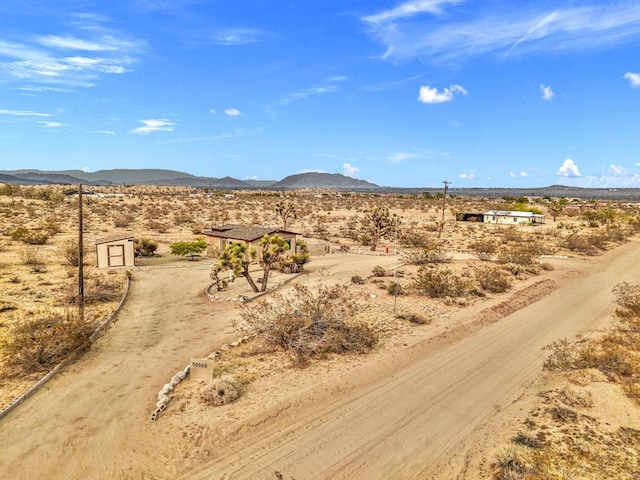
<box><xmin>438</xmin><ymin>180</ymin><xmax>451</xmax><ymax>238</ymax></box>
<box><xmin>78</xmin><ymin>184</ymin><xmax>85</xmax><ymax>322</ymax></box>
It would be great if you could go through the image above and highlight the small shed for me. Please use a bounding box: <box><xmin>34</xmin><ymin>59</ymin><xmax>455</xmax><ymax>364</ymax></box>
<box><xmin>95</xmin><ymin>235</ymin><xmax>136</xmax><ymax>268</ymax></box>
<box><xmin>201</xmin><ymin>224</ymin><xmax>299</xmax><ymax>259</ymax></box>
<box><xmin>483</xmin><ymin>210</ymin><xmax>546</xmax><ymax>225</ymax></box>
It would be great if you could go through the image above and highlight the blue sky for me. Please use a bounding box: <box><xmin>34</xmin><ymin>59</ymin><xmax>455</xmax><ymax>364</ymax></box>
<box><xmin>1</xmin><ymin>0</ymin><xmax>640</xmax><ymax>188</ymax></box>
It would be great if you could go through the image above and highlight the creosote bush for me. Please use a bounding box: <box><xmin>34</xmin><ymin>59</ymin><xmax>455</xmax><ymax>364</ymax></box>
<box><xmin>240</xmin><ymin>284</ymin><xmax>377</xmax><ymax>365</ymax></box>
<box><xmin>474</xmin><ymin>265</ymin><xmax>511</xmax><ymax>293</ymax></box>
<box><xmin>411</xmin><ymin>266</ymin><xmax>474</xmax><ymax>298</ymax></box>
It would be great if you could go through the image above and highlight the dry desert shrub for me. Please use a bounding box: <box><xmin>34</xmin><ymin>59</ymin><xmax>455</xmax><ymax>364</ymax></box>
<box><xmin>199</xmin><ymin>376</ymin><xmax>240</xmax><ymax>406</ymax></box>
<box><xmin>57</xmin><ymin>272</ymin><xmax>124</xmax><ymax>305</ymax></box>
<box><xmin>58</xmin><ymin>238</ymin><xmax>87</xmax><ymax>267</ymax></box>
<box><xmin>473</xmin><ymin>264</ymin><xmax>512</xmax><ymax>293</ymax></box>
<box><xmin>401</xmin><ymin>242</ymin><xmax>451</xmax><ymax>265</ymax></box>
<box><xmin>240</xmin><ymin>284</ymin><xmax>377</xmax><ymax>365</ymax></box>
<box><xmin>411</xmin><ymin>266</ymin><xmax>474</xmax><ymax>298</ymax></box>
<box><xmin>469</xmin><ymin>239</ymin><xmax>499</xmax><ymax>261</ymax></box>
<box><xmin>0</xmin><ymin>308</ymin><xmax>93</xmax><ymax>375</ymax></box>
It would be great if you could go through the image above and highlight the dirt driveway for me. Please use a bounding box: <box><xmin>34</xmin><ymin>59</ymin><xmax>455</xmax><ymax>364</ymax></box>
<box><xmin>0</xmin><ymin>243</ymin><xmax>637</xmax><ymax>479</ymax></box>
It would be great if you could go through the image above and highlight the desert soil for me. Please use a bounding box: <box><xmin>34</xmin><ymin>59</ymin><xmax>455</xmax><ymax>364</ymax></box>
<box><xmin>1</xmin><ymin>240</ymin><xmax>639</xmax><ymax>479</ymax></box>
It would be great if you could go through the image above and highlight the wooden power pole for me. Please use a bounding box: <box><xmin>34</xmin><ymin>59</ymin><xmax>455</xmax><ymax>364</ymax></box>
<box><xmin>78</xmin><ymin>184</ymin><xmax>85</xmax><ymax>321</ymax></box>
<box><xmin>438</xmin><ymin>180</ymin><xmax>451</xmax><ymax>238</ymax></box>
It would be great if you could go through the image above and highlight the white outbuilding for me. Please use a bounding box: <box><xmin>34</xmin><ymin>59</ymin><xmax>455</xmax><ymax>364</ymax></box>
<box><xmin>95</xmin><ymin>235</ymin><xmax>136</xmax><ymax>268</ymax></box>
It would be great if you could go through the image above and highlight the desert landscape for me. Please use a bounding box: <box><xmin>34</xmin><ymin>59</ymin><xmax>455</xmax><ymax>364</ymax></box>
<box><xmin>1</xmin><ymin>180</ymin><xmax>640</xmax><ymax>479</ymax></box>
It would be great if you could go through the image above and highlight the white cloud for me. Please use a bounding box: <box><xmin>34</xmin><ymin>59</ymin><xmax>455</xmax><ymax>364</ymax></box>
<box><xmin>224</xmin><ymin>108</ymin><xmax>241</xmax><ymax>116</ymax></box>
<box><xmin>509</xmin><ymin>171</ymin><xmax>516</xmax><ymax>178</ymax></box>
<box><xmin>362</xmin><ymin>3</ymin><xmax>640</xmax><ymax>62</ymax></box>
<box><xmin>458</xmin><ymin>172</ymin><xmax>475</xmax><ymax>179</ymax></box>
<box><xmin>363</xmin><ymin>0</ymin><xmax>463</xmax><ymax>25</ymax></box>
<box><xmin>276</xmin><ymin>85</ymin><xmax>339</xmax><ymax>106</ymax></box>
<box><xmin>389</xmin><ymin>152</ymin><xmax>420</xmax><ymax>163</ymax></box>
<box><xmin>540</xmin><ymin>84</ymin><xmax>554</xmax><ymax>100</ymax></box>
<box><xmin>624</xmin><ymin>72</ymin><xmax>640</xmax><ymax>87</ymax></box>
<box><xmin>36</xmin><ymin>35</ymin><xmax>136</xmax><ymax>52</ymax></box>
<box><xmin>39</xmin><ymin>121</ymin><xmax>64</xmax><ymax>128</ymax></box>
<box><xmin>131</xmin><ymin>118</ymin><xmax>175</xmax><ymax>134</ymax></box>
<box><xmin>343</xmin><ymin>163</ymin><xmax>360</xmax><ymax>176</ymax></box>
<box><xmin>0</xmin><ymin>21</ymin><xmax>145</xmax><ymax>88</ymax></box>
<box><xmin>0</xmin><ymin>108</ymin><xmax>52</xmax><ymax>116</ymax></box>
<box><xmin>570</xmin><ymin>164</ymin><xmax>640</xmax><ymax>187</ymax></box>
<box><xmin>209</xmin><ymin>108</ymin><xmax>217</xmax><ymax>114</ymax></box>
<box><xmin>609</xmin><ymin>163</ymin><xmax>624</xmax><ymax>175</ymax></box>
<box><xmin>520</xmin><ymin>171</ymin><xmax>529</xmax><ymax>177</ymax></box>
<box><xmin>210</xmin><ymin>28</ymin><xmax>268</xmax><ymax>46</ymax></box>
<box><xmin>556</xmin><ymin>158</ymin><xmax>581</xmax><ymax>177</ymax></box>
<box><xmin>418</xmin><ymin>84</ymin><xmax>467</xmax><ymax>104</ymax></box>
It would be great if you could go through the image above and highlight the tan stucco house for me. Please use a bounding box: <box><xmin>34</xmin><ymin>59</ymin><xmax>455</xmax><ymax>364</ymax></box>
<box><xmin>201</xmin><ymin>225</ymin><xmax>298</xmax><ymax>259</ymax></box>
<box><xmin>95</xmin><ymin>235</ymin><xmax>136</xmax><ymax>268</ymax></box>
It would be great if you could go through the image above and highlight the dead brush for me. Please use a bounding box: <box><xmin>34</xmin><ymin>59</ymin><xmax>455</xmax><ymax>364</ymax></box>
<box><xmin>0</xmin><ymin>308</ymin><xmax>93</xmax><ymax>375</ymax></box>
<box><xmin>199</xmin><ymin>376</ymin><xmax>240</xmax><ymax>407</ymax></box>
<box><xmin>240</xmin><ymin>284</ymin><xmax>377</xmax><ymax>365</ymax></box>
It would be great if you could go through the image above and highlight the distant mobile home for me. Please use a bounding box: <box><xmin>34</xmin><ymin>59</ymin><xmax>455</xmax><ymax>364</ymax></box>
<box><xmin>95</xmin><ymin>235</ymin><xmax>136</xmax><ymax>268</ymax></box>
<box><xmin>483</xmin><ymin>210</ymin><xmax>546</xmax><ymax>225</ymax></box>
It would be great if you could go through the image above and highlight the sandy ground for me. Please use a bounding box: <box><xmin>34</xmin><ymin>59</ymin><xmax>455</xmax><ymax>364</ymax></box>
<box><xmin>0</xmin><ymin>241</ymin><xmax>638</xmax><ymax>479</ymax></box>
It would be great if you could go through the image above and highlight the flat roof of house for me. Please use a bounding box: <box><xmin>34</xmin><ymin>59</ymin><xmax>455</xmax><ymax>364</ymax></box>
<box><xmin>202</xmin><ymin>224</ymin><xmax>298</xmax><ymax>242</ymax></box>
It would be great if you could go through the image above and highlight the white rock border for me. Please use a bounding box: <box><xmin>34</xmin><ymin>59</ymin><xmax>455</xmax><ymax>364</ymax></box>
<box><xmin>149</xmin><ymin>334</ymin><xmax>255</xmax><ymax>422</ymax></box>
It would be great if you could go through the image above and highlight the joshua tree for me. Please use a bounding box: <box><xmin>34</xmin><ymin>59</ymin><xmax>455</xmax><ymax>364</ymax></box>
<box><xmin>360</xmin><ymin>206</ymin><xmax>400</xmax><ymax>251</ymax></box>
<box><xmin>275</xmin><ymin>200</ymin><xmax>297</xmax><ymax>230</ymax></box>
<box><xmin>258</xmin><ymin>234</ymin><xmax>289</xmax><ymax>291</ymax></box>
<box><xmin>218</xmin><ymin>242</ymin><xmax>259</xmax><ymax>292</ymax></box>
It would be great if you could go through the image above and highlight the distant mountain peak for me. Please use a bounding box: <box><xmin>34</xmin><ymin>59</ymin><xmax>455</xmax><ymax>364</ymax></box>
<box><xmin>271</xmin><ymin>172</ymin><xmax>379</xmax><ymax>190</ymax></box>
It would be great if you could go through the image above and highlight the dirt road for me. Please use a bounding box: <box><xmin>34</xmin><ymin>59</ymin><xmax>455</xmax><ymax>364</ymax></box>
<box><xmin>0</xmin><ymin>242</ymin><xmax>637</xmax><ymax>479</ymax></box>
<box><xmin>0</xmin><ymin>261</ymin><xmax>241</xmax><ymax>479</ymax></box>
<box><xmin>180</xmin><ymin>241</ymin><xmax>640</xmax><ymax>480</ymax></box>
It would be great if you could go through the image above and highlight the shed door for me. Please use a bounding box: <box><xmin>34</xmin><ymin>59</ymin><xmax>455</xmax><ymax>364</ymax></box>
<box><xmin>107</xmin><ymin>244</ymin><xmax>125</xmax><ymax>267</ymax></box>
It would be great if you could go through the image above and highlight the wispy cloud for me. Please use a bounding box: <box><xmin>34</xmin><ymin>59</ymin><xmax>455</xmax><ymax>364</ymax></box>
<box><xmin>540</xmin><ymin>84</ymin><xmax>554</xmax><ymax>100</ymax></box>
<box><xmin>132</xmin><ymin>119</ymin><xmax>176</xmax><ymax>134</ymax></box>
<box><xmin>39</xmin><ymin>121</ymin><xmax>65</xmax><ymax>128</ymax></box>
<box><xmin>624</xmin><ymin>72</ymin><xmax>640</xmax><ymax>87</ymax></box>
<box><xmin>362</xmin><ymin>0</ymin><xmax>464</xmax><ymax>25</ymax></box>
<box><xmin>225</xmin><ymin>108</ymin><xmax>242</xmax><ymax>116</ymax></box>
<box><xmin>276</xmin><ymin>85</ymin><xmax>339</xmax><ymax>106</ymax></box>
<box><xmin>362</xmin><ymin>3</ymin><xmax>640</xmax><ymax>62</ymax></box>
<box><xmin>0</xmin><ymin>108</ymin><xmax>52</xmax><ymax>116</ymax></box>
<box><xmin>210</xmin><ymin>28</ymin><xmax>269</xmax><ymax>46</ymax></box>
<box><xmin>458</xmin><ymin>171</ymin><xmax>475</xmax><ymax>179</ymax></box>
<box><xmin>159</xmin><ymin>129</ymin><xmax>246</xmax><ymax>144</ymax></box>
<box><xmin>272</xmin><ymin>76</ymin><xmax>347</xmax><ymax>108</ymax></box>
<box><xmin>418</xmin><ymin>84</ymin><xmax>467</xmax><ymax>103</ymax></box>
<box><xmin>0</xmin><ymin>18</ymin><xmax>145</xmax><ymax>88</ymax></box>
<box><xmin>389</xmin><ymin>152</ymin><xmax>421</xmax><ymax>163</ymax></box>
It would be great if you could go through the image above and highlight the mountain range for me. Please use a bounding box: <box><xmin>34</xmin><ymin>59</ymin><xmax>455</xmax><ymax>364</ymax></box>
<box><xmin>1</xmin><ymin>168</ymin><xmax>640</xmax><ymax>200</ymax></box>
<box><xmin>0</xmin><ymin>169</ymin><xmax>379</xmax><ymax>190</ymax></box>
